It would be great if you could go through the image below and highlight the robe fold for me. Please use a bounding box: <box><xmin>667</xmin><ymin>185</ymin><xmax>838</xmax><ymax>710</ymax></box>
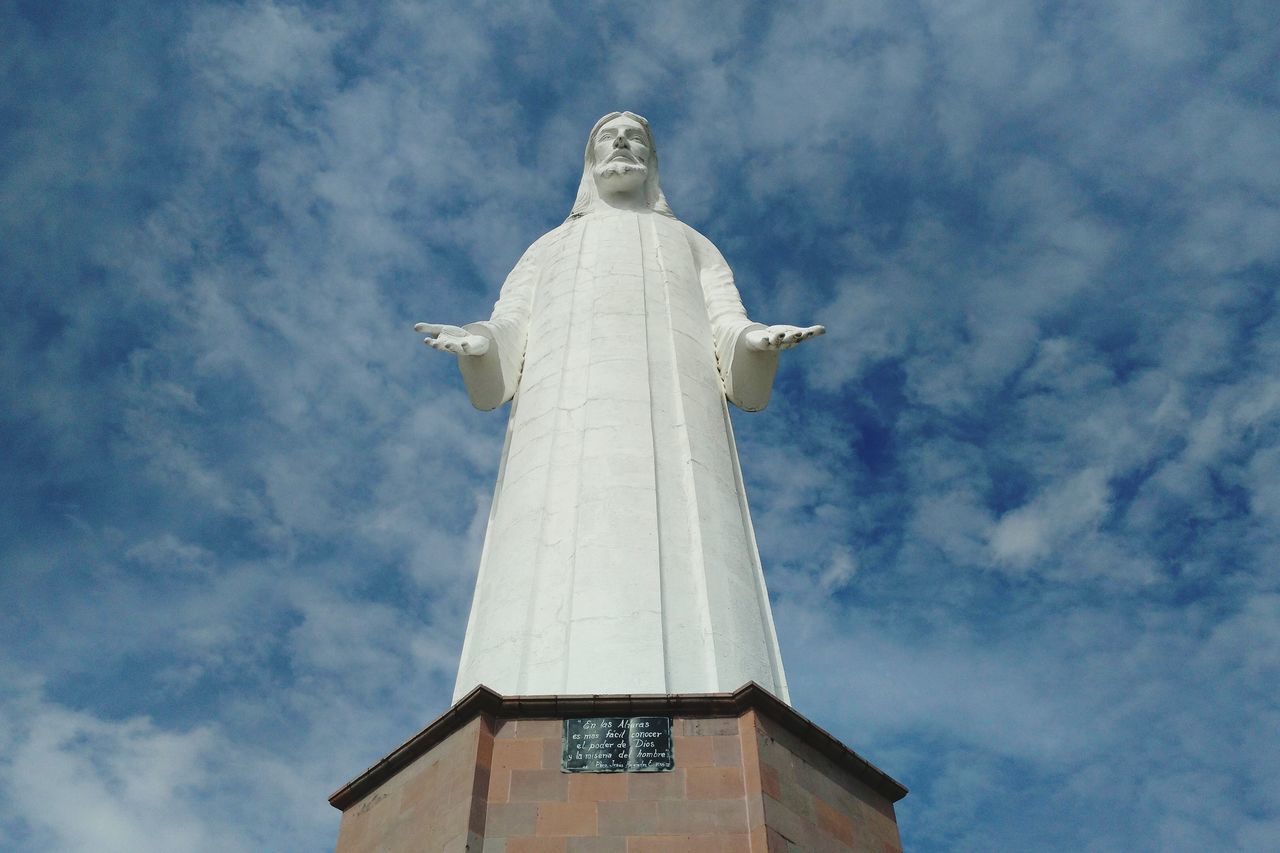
<box><xmin>452</xmin><ymin>207</ymin><xmax>790</xmax><ymax>702</ymax></box>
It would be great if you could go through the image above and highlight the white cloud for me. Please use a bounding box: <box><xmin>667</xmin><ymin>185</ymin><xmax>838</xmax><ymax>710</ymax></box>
<box><xmin>989</xmin><ymin>467</ymin><xmax>1111</xmax><ymax>569</ymax></box>
<box><xmin>187</xmin><ymin>2</ymin><xmax>341</xmax><ymax>91</ymax></box>
<box><xmin>0</xmin><ymin>691</ymin><xmax>242</xmax><ymax>853</ymax></box>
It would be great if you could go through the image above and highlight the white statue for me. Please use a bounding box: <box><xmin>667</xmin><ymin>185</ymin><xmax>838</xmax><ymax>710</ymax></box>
<box><xmin>416</xmin><ymin>112</ymin><xmax>823</xmax><ymax>702</ymax></box>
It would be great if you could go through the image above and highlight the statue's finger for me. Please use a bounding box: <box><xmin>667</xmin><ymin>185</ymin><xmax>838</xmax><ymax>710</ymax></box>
<box><xmin>808</xmin><ymin>325</ymin><xmax>826</xmax><ymax>337</ymax></box>
<box><xmin>415</xmin><ymin>322</ymin><xmax>444</xmax><ymax>335</ymax></box>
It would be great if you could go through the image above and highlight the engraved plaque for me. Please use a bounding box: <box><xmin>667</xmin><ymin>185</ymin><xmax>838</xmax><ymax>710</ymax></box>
<box><xmin>561</xmin><ymin>716</ymin><xmax>674</xmax><ymax>773</ymax></box>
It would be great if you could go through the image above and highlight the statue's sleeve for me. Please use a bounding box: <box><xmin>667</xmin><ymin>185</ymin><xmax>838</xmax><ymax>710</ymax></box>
<box><xmin>686</xmin><ymin>225</ymin><xmax>779</xmax><ymax>412</ymax></box>
<box><xmin>457</xmin><ymin>236</ymin><xmax>542</xmax><ymax>411</ymax></box>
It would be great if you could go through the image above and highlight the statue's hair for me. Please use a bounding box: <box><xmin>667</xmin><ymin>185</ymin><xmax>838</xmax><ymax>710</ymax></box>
<box><xmin>567</xmin><ymin>111</ymin><xmax>676</xmax><ymax>220</ymax></box>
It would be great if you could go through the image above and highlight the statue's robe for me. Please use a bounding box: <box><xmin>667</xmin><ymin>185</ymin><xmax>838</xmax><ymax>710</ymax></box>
<box><xmin>452</xmin><ymin>207</ymin><xmax>790</xmax><ymax>701</ymax></box>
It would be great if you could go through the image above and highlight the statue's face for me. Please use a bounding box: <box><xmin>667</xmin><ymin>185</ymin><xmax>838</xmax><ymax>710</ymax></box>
<box><xmin>593</xmin><ymin>115</ymin><xmax>650</xmax><ymax>193</ymax></box>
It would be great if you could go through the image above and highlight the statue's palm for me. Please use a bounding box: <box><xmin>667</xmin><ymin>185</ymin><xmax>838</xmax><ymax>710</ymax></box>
<box><xmin>414</xmin><ymin>322</ymin><xmax>490</xmax><ymax>356</ymax></box>
<box><xmin>744</xmin><ymin>324</ymin><xmax>825</xmax><ymax>351</ymax></box>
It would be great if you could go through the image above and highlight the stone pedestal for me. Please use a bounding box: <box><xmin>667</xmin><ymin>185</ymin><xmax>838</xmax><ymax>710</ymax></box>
<box><xmin>330</xmin><ymin>684</ymin><xmax>906</xmax><ymax>852</ymax></box>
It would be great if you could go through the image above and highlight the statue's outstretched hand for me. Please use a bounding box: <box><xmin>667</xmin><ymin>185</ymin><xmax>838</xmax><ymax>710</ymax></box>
<box><xmin>414</xmin><ymin>322</ymin><xmax>490</xmax><ymax>356</ymax></box>
<box><xmin>744</xmin><ymin>324</ymin><xmax>825</xmax><ymax>352</ymax></box>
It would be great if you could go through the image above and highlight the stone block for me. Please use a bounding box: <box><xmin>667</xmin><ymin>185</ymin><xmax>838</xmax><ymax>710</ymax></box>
<box><xmin>597</xmin><ymin>800</ymin><xmax>658</xmax><ymax>836</ymax></box>
<box><xmin>442</xmin><ymin>829</ymin><xmax>485</xmax><ymax>853</ymax></box>
<box><xmin>517</xmin><ymin>719</ymin><xmax>563</xmax><ymax>739</ymax></box>
<box><xmin>469</xmin><ymin>790</ymin><xmax>489</xmax><ymax>836</ymax></box>
<box><xmin>682</xmin><ymin>717</ymin><xmax>738</xmax><ymax>737</ymax></box>
<box><xmin>745</xmin><ymin>789</ymin><xmax>765</xmax><ymax>831</ymax></box>
<box><xmin>774</xmin><ymin>768</ymin><xmax>814</xmax><ymax>822</ymax></box>
<box><xmin>759</xmin><ymin>763</ymin><xmax>782</xmax><ymax>800</ymax></box>
<box><xmin>568</xmin><ymin>774</ymin><xmax>629</xmax><ymax>802</ymax></box>
<box><xmin>712</xmin><ymin>735</ymin><xmax>742</xmax><ymax>767</ymax></box>
<box><xmin>397</xmin><ymin>769</ymin><xmax>440</xmax><ymax>817</ymax></box>
<box><xmin>486</xmin><ymin>803</ymin><xmax>538</xmax><ymax>838</ymax></box>
<box><xmin>542</xmin><ymin>735</ymin><xmax>563</xmax><ymax>768</ymax></box>
<box><xmin>472</xmin><ymin>764</ymin><xmax>493</xmax><ymax>802</ymax></box>
<box><xmin>686</xmin><ymin>766</ymin><xmax>745</xmax><ymax>800</ymax></box>
<box><xmin>510</xmin><ymin>769</ymin><xmax>568</xmax><ymax>802</ymax></box>
<box><xmin>507</xmin><ymin>838</ymin><xmax>568</xmax><ymax>853</ymax></box>
<box><xmin>737</xmin><ymin>713</ymin><xmax>762</xmax><ymax>785</ymax></box>
<box><xmin>673</xmin><ymin>735</ymin><xmax>714</xmax><ymax>767</ymax></box>
<box><xmin>494</xmin><ymin>738</ymin><xmax>547</xmax><ymax>772</ymax></box>
<box><xmin>764</xmin><ymin>826</ymin><xmax>791</xmax><ymax>853</ymax></box>
<box><xmin>814</xmin><ymin>796</ymin><xmax>854</xmax><ymax>846</ymax></box>
<box><xmin>536</xmin><ymin>802</ymin><xmax>598</xmax><ymax>837</ymax></box>
<box><xmin>627</xmin><ymin>768</ymin><xmax>686</xmax><ymax>801</ymax></box>
<box><xmin>759</xmin><ymin>796</ymin><xmax>816</xmax><ymax>851</ymax></box>
<box><xmin>567</xmin><ymin>838</ymin><xmax>626</xmax><ymax>853</ymax></box>
<box><xmin>627</xmin><ymin>829</ymin><xmax>752</xmax><ymax>850</ymax></box>
<box><xmin>654</xmin><ymin>799</ymin><xmax>747</xmax><ymax>835</ymax></box>
<box><xmin>489</xmin><ymin>769</ymin><xmax>512</xmax><ymax>804</ymax></box>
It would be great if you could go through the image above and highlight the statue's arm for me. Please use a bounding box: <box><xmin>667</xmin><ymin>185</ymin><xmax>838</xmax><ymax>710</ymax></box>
<box><xmin>417</xmin><ymin>237</ymin><xmax>540</xmax><ymax>411</ymax></box>
<box><xmin>686</xmin><ymin>226</ymin><xmax>780</xmax><ymax>412</ymax></box>
<box><xmin>463</xmin><ymin>238</ymin><xmax>542</xmax><ymax>410</ymax></box>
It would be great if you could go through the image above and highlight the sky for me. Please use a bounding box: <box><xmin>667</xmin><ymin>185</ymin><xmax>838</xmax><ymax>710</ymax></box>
<box><xmin>2</xmin><ymin>0</ymin><xmax>1278</xmax><ymax>850</ymax></box>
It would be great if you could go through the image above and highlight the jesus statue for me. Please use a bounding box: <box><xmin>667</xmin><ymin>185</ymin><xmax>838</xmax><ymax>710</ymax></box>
<box><xmin>416</xmin><ymin>112</ymin><xmax>823</xmax><ymax>703</ymax></box>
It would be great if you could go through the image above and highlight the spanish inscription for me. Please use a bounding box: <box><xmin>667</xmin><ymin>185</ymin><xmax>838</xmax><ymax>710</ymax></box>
<box><xmin>562</xmin><ymin>716</ymin><xmax>674</xmax><ymax>773</ymax></box>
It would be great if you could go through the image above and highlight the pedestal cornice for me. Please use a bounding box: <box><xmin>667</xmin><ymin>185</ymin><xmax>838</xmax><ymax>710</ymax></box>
<box><xmin>329</xmin><ymin>682</ymin><xmax>907</xmax><ymax>812</ymax></box>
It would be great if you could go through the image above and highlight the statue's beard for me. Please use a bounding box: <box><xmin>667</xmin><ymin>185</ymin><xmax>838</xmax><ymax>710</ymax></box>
<box><xmin>595</xmin><ymin>159</ymin><xmax>648</xmax><ymax>183</ymax></box>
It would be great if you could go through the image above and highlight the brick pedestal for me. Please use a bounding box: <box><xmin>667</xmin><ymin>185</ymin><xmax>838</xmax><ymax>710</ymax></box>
<box><xmin>330</xmin><ymin>684</ymin><xmax>906</xmax><ymax>852</ymax></box>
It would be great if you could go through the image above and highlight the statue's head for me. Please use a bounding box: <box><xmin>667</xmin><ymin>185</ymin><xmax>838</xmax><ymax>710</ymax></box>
<box><xmin>568</xmin><ymin>111</ymin><xmax>675</xmax><ymax>220</ymax></box>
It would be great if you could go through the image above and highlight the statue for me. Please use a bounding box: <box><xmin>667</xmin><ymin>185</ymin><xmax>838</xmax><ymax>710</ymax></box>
<box><xmin>415</xmin><ymin>112</ymin><xmax>823</xmax><ymax>702</ymax></box>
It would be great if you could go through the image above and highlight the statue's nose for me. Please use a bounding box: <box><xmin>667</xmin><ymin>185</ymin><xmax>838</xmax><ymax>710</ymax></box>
<box><xmin>613</xmin><ymin>134</ymin><xmax>629</xmax><ymax>149</ymax></box>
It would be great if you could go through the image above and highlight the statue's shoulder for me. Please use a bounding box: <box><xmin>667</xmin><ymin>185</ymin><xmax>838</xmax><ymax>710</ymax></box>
<box><xmin>523</xmin><ymin>219</ymin><xmax>578</xmax><ymax>256</ymax></box>
<box><xmin>671</xmin><ymin>219</ymin><xmax>727</xmax><ymax>263</ymax></box>
<box><xmin>672</xmin><ymin>218</ymin><xmax>713</xmax><ymax>245</ymax></box>
<box><xmin>673</xmin><ymin>217</ymin><xmax>701</xmax><ymax>236</ymax></box>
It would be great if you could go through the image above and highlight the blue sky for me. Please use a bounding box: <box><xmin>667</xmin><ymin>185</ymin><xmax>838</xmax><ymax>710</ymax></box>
<box><xmin>2</xmin><ymin>1</ymin><xmax>1278</xmax><ymax>850</ymax></box>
